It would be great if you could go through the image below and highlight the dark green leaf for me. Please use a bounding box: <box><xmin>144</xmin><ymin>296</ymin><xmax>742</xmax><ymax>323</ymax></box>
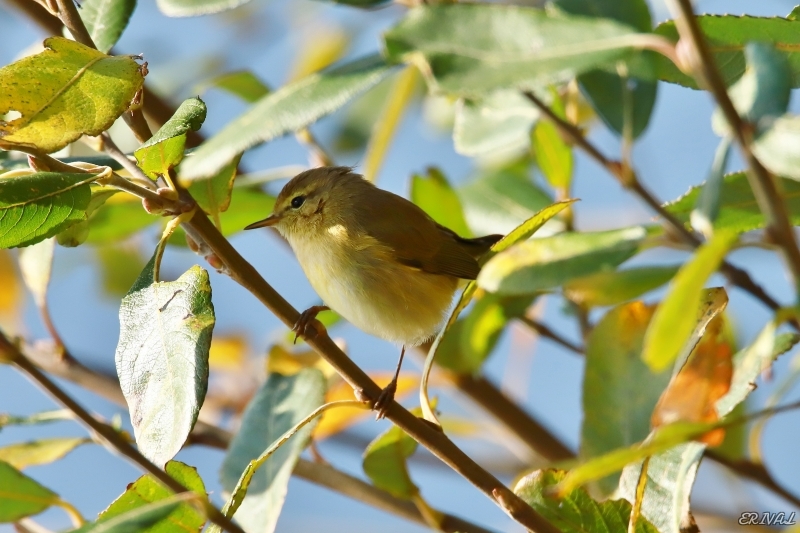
<box><xmin>156</xmin><ymin>0</ymin><xmax>254</xmax><ymax>17</ymax></box>
<box><xmin>80</xmin><ymin>0</ymin><xmax>137</xmax><ymax>53</ymax></box>
<box><xmin>564</xmin><ymin>265</ymin><xmax>679</xmax><ymax>307</ymax></box>
<box><xmin>220</xmin><ymin>369</ymin><xmax>325</xmax><ymax>533</ymax></box>
<box><xmin>581</xmin><ymin>302</ymin><xmax>670</xmax><ymax>495</ymax></box>
<box><xmin>654</xmin><ymin>15</ymin><xmax>800</xmax><ymax>89</ymax></box>
<box><xmin>384</xmin><ymin>4</ymin><xmax>641</xmax><ymax>97</ymax></box>
<box><xmin>666</xmin><ymin>171</ymin><xmax>800</xmax><ymax>233</ymax></box>
<box><xmin>134</xmin><ymin>97</ymin><xmax>207</xmax><ymax>179</ymax></box>
<box><xmin>712</xmin><ymin>43</ymin><xmax>791</xmax><ymax>136</ymax></box>
<box><xmin>115</xmin><ymin>256</ymin><xmax>215</xmax><ymax>467</ymax></box>
<box><xmin>363</xmin><ymin>408</ymin><xmax>422</xmax><ymax>499</ymax></box>
<box><xmin>453</xmin><ymin>90</ymin><xmax>539</xmax><ymax>158</ymax></box>
<box><xmin>0</xmin><ymin>460</ymin><xmax>59</xmax><ymax>522</ymax></box>
<box><xmin>411</xmin><ymin>168</ymin><xmax>471</xmax><ymax>237</ymax></box>
<box><xmin>0</xmin><ymin>172</ymin><xmax>98</xmax><ymax>248</ymax></box>
<box><xmin>182</xmin><ymin>55</ymin><xmax>392</xmax><ymax>179</ymax></box>
<box><xmin>478</xmin><ymin>226</ymin><xmax>648</xmax><ymax>295</ymax></box>
<box><xmin>514</xmin><ymin>469</ymin><xmax>659</xmax><ymax>533</ymax></box>
<box><xmin>96</xmin><ymin>460</ymin><xmax>206</xmax><ymax>533</ymax></box>
<box><xmin>457</xmin><ymin>162</ymin><xmax>554</xmax><ymax>237</ymax></box>
<box><xmin>0</xmin><ymin>37</ymin><xmax>144</xmax><ymax>153</ymax></box>
<box><xmin>199</xmin><ymin>70</ymin><xmax>270</xmax><ymax>103</ymax></box>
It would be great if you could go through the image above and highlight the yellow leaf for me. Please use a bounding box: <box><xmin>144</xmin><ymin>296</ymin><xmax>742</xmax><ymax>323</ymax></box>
<box><xmin>0</xmin><ymin>250</ymin><xmax>22</xmax><ymax>317</ymax></box>
<box><xmin>209</xmin><ymin>334</ymin><xmax>248</xmax><ymax>370</ymax></box>
<box><xmin>266</xmin><ymin>344</ymin><xmax>337</xmax><ymax>378</ymax></box>
<box><xmin>288</xmin><ymin>26</ymin><xmax>349</xmax><ymax>82</ymax></box>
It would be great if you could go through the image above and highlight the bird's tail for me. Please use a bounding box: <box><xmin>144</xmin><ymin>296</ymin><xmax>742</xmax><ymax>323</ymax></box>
<box><xmin>456</xmin><ymin>234</ymin><xmax>504</xmax><ymax>258</ymax></box>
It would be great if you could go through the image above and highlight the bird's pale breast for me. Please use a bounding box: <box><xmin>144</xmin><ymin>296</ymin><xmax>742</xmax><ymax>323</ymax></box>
<box><xmin>288</xmin><ymin>225</ymin><xmax>458</xmax><ymax>346</ymax></box>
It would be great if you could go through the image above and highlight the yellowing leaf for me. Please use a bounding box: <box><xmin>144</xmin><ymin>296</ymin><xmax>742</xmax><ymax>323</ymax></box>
<box><xmin>266</xmin><ymin>344</ymin><xmax>336</xmax><ymax>378</ymax></box>
<box><xmin>313</xmin><ymin>373</ymin><xmax>417</xmax><ymax>440</ymax></box>
<box><xmin>0</xmin><ymin>250</ymin><xmax>21</xmax><ymax>316</ymax></box>
<box><xmin>289</xmin><ymin>27</ymin><xmax>349</xmax><ymax>82</ymax></box>
<box><xmin>209</xmin><ymin>334</ymin><xmax>248</xmax><ymax>370</ymax></box>
<box><xmin>0</xmin><ymin>437</ymin><xmax>90</xmax><ymax>469</ymax></box>
<box><xmin>0</xmin><ymin>37</ymin><xmax>143</xmax><ymax>153</ymax></box>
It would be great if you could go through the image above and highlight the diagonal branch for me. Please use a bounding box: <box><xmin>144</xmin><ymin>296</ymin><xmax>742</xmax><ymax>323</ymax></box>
<box><xmin>665</xmin><ymin>0</ymin><xmax>800</xmax><ymax>299</ymax></box>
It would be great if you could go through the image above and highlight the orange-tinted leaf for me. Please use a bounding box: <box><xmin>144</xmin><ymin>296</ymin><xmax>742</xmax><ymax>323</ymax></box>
<box><xmin>266</xmin><ymin>344</ymin><xmax>337</xmax><ymax>378</ymax></box>
<box><xmin>209</xmin><ymin>334</ymin><xmax>248</xmax><ymax>370</ymax></box>
<box><xmin>651</xmin><ymin>316</ymin><xmax>733</xmax><ymax>446</ymax></box>
<box><xmin>313</xmin><ymin>373</ymin><xmax>417</xmax><ymax>440</ymax></box>
<box><xmin>0</xmin><ymin>250</ymin><xmax>22</xmax><ymax>322</ymax></box>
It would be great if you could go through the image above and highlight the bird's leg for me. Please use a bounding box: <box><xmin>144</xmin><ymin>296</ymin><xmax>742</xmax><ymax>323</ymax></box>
<box><xmin>292</xmin><ymin>305</ymin><xmax>330</xmax><ymax>344</ymax></box>
<box><xmin>374</xmin><ymin>345</ymin><xmax>405</xmax><ymax>420</ymax></box>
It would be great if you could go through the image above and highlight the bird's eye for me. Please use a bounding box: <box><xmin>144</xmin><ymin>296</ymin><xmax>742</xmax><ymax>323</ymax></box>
<box><xmin>290</xmin><ymin>196</ymin><xmax>305</xmax><ymax>209</ymax></box>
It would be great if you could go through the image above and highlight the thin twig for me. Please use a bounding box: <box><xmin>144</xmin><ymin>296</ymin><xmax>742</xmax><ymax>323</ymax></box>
<box><xmin>99</xmin><ymin>133</ymin><xmax>156</xmax><ymax>189</ymax></box>
<box><xmin>0</xmin><ymin>332</ymin><xmax>246</xmax><ymax>533</ymax></box>
<box><xmin>666</xmin><ymin>0</ymin><xmax>800</xmax><ymax>299</ymax></box>
<box><xmin>180</xmin><ymin>208</ymin><xmax>561</xmax><ymax>533</ymax></box>
<box><xmin>521</xmin><ymin>90</ymin><xmax>793</xmax><ymax>324</ymax></box>
<box><xmin>704</xmin><ymin>450</ymin><xmax>800</xmax><ymax>508</ymax></box>
<box><xmin>54</xmin><ymin>0</ymin><xmax>94</xmax><ymax>48</ymax></box>
<box><xmin>518</xmin><ymin>316</ymin><xmax>584</xmax><ymax>356</ymax></box>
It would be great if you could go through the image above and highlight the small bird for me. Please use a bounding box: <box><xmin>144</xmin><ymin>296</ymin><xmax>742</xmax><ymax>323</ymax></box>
<box><xmin>245</xmin><ymin>166</ymin><xmax>502</xmax><ymax>417</ymax></box>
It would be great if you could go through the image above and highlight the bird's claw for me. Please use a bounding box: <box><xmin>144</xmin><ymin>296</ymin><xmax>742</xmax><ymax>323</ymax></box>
<box><xmin>292</xmin><ymin>306</ymin><xmax>328</xmax><ymax>344</ymax></box>
<box><xmin>373</xmin><ymin>378</ymin><xmax>398</xmax><ymax>420</ymax></box>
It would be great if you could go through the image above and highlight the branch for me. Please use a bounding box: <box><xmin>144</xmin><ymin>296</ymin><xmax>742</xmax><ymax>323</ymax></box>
<box><xmin>54</xmin><ymin>0</ymin><xmax>94</xmax><ymax>48</ymax></box>
<box><xmin>666</xmin><ymin>0</ymin><xmax>800</xmax><ymax>298</ymax></box>
<box><xmin>704</xmin><ymin>450</ymin><xmax>800</xmax><ymax>508</ymax></box>
<box><xmin>521</xmin><ymin>90</ymin><xmax>792</xmax><ymax>323</ymax></box>
<box><xmin>517</xmin><ymin>317</ymin><xmax>583</xmax><ymax>356</ymax></box>
<box><xmin>0</xmin><ymin>332</ymin><xmax>246</xmax><ymax>533</ymax></box>
<box><xmin>181</xmin><ymin>208</ymin><xmax>561</xmax><ymax>533</ymax></box>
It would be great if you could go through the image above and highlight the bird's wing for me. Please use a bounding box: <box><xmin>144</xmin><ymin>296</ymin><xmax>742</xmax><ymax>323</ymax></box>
<box><xmin>356</xmin><ymin>189</ymin><xmax>481</xmax><ymax>280</ymax></box>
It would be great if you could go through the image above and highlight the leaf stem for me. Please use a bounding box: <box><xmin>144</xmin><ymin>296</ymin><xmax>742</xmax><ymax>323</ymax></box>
<box><xmin>665</xmin><ymin>0</ymin><xmax>800</xmax><ymax>301</ymax></box>
<box><xmin>0</xmin><ymin>331</ymin><xmax>247</xmax><ymax>533</ymax></box>
<box><xmin>517</xmin><ymin>316</ymin><xmax>584</xmax><ymax>356</ymax></box>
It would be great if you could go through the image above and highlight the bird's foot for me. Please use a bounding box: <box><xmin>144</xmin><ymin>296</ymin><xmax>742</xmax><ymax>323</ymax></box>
<box><xmin>373</xmin><ymin>378</ymin><xmax>398</xmax><ymax>420</ymax></box>
<box><xmin>292</xmin><ymin>305</ymin><xmax>329</xmax><ymax>344</ymax></box>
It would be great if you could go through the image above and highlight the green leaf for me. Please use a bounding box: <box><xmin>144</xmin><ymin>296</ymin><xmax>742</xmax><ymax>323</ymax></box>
<box><xmin>220</xmin><ymin>369</ymin><xmax>325</xmax><ymax>533</ymax></box>
<box><xmin>666</xmin><ymin>171</ymin><xmax>800</xmax><ymax>233</ymax></box>
<box><xmin>182</xmin><ymin>55</ymin><xmax>392</xmax><ymax>179</ymax></box>
<box><xmin>71</xmin><ymin>495</ymin><xmax>187</xmax><ymax>533</ymax></box>
<box><xmin>564</xmin><ymin>265</ymin><xmax>680</xmax><ymax>307</ymax></box>
<box><xmin>156</xmin><ymin>0</ymin><xmax>254</xmax><ymax>17</ymax></box>
<box><xmin>384</xmin><ymin>4</ymin><xmax>641</xmax><ymax>97</ymax></box>
<box><xmin>134</xmin><ymin>97</ymin><xmax>207</xmax><ymax>179</ymax></box>
<box><xmin>79</xmin><ymin>0</ymin><xmax>137</xmax><ymax>53</ymax></box>
<box><xmin>96</xmin><ymin>244</ymin><xmax>147</xmax><ymax>297</ymax></box>
<box><xmin>478</xmin><ymin>226</ymin><xmax>648</xmax><ymax>295</ymax></box>
<box><xmin>85</xmin><ymin>196</ymin><xmax>157</xmax><ymax>244</ymax></box>
<box><xmin>314</xmin><ymin>0</ymin><xmax>390</xmax><ymax>6</ymax></box>
<box><xmin>0</xmin><ymin>172</ymin><xmax>98</xmax><ymax>248</ymax></box>
<box><xmin>531</xmin><ymin>93</ymin><xmax>572</xmax><ymax>189</ymax></box>
<box><xmin>363</xmin><ymin>407</ymin><xmax>423</xmax><ymax>499</ymax></box>
<box><xmin>514</xmin><ymin>469</ymin><xmax>659</xmax><ymax>533</ymax></box>
<box><xmin>0</xmin><ymin>410</ymin><xmax>73</xmax><ymax>429</ymax></box>
<box><xmin>555</xmin><ymin>0</ymin><xmax>657</xmax><ymax>139</ymax></box>
<box><xmin>690</xmin><ymin>137</ymin><xmax>731</xmax><ymax>237</ymax></box>
<box><xmin>169</xmin><ymin>186</ymin><xmax>275</xmax><ymax>245</ymax></box>
<box><xmin>0</xmin><ymin>437</ymin><xmax>90</xmax><ymax>470</ymax></box>
<box><xmin>488</xmin><ymin>200</ymin><xmax>577</xmax><ymax>258</ymax></box>
<box><xmin>752</xmin><ymin>114</ymin><xmax>800</xmax><ymax>180</ymax></box>
<box><xmin>198</xmin><ymin>70</ymin><xmax>270</xmax><ymax>103</ymax></box>
<box><xmin>0</xmin><ymin>459</ymin><xmax>59</xmax><ymax>522</ymax></box>
<box><xmin>115</xmin><ymin>256</ymin><xmax>215</xmax><ymax>467</ymax></box>
<box><xmin>453</xmin><ymin>90</ymin><xmax>539</xmax><ymax>158</ymax></box>
<box><xmin>56</xmin><ymin>187</ymin><xmax>116</xmax><ymax>247</ymax></box>
<box><xmin>712</xmin><ymin>43</ymin><xmax>791</xmax><ymax>136</ymax></box>
<box><xmin>654</xmin><ymin>15</ymin><xmax>800</xmax><ymax>89</ymax></box>
<box><xmin>410</xmin><ymin>168</ymin><xmax>471</xmax><ymax>238</ymax></box>
<box><xmin>457</xmin><ymin>162</ymin><xmax>554</xmax><ymax>237</ymax></box>
<box><xmin>642</xmin><ymin>231</ymin><xmax>737</xmax><ymax>372</ymax></box>
<box><xmin>581</xmin><ymin>302</ymin><xmax>671</xmax><ymax>495</ymax></box>
<box><xmin>95</xmin><ymin>460</ymin><xmax>206</xmax><ymax>533</ymax></box>
<box><xmin>185</xmin><ymin>154</ymin><xmax>241</xmax><ymax>219</ymax></box>
<box><xmin>0</xmin><ymin>37</ymin><xmax>143</xmax><ymax>153</ymax></box>
<box><xmin>17</xmin><ymin>237</ymin><xmax>55</xmax><ymax>308</ymax></box>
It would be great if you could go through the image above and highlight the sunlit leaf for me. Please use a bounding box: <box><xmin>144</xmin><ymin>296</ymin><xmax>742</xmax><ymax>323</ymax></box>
<box><xmin>454</xmin><ymin>90</ymin><xmax>539</xmax><ymax>158</ymax></box>
<box><xmin>0</xmin><ymin>172</ymin><xmax>98</xmax><ymax>248</ymax></box>
<box><xmin>185</xmin><ymin>154</ymin><xmax>241</xmax><ymax>222</ymax></box>
<box><xmin>72</xmin><ymin>495</ymin><xmax>188</xmax><ymax>533</ymax></box>
<box><xmin>115</xmin><ymin>255</ymin><xmax>215</xmax><ymax>467</ymax></box>
<box><xmin>384</xmin><ymin>4</ymin><xmax>641</xmax><ymax>96</ymax></box>
<box><xmin>564</xmin><ymin>265</ymin><xmax>679</xmax><ymax>307</ymax></box>
<box><xmin>642</xmin><ymin>231</ymin><xmax>737</xmax><ymax>372</ymax></box>
<box><xmin>752</xmin><ymin>114</ymin><xmax>800</xmax><ymax>180</ymax></box>
<box><xmin>0</xmin><ymin>37</ymin><xmax>143</xmax><ymax>153</ymax></box>
<box><xmin>198</xmin><ymin>70</ymin><xmax>270</xmax><ymax>103</ymax></box>
<box><xmin>134</xmin><ymin>97</ymin><xmax>207</xmax><ymax>179</ymax></box>
<box><xmin>411</xmin><ymin>168</ymin><xmax>471</xmax><ymax>238</ymax></box>
<box><xmin>531</xmin><ymin>92</ymin><xmax>573</xmax><ymax>189</ymax></box>
<box><xmin>0</xmin><ymin>460</ymin><xmax>59</xmax><ymax>522</ymax></box>
<box><xmin>182</xmin><ymin>55</ymin><xmax>391</xmax><ymax>179</ymax></box>
<box><xmin>157</xmin><ymin>0</ymin><xmax>253</xmax><ymax>17</ymax></box>
<box><xmin>514</xmin><ymin>469</ymin><xmax>659</xmax><ymax>533</ymax></box>
<box><xmin>220</xmin><ymin>369</ymin><xmax>325</xmax><ymax>533</ymax></box>
<box><xmin>79</xmin><ymin>0</ymin><xmax>137</xmax><ymax>53</ymax></box>
<box><xmin>363</xmin><ymin>407</ymin><xmax>424</xmax><ymax>499</ymax></box>
<box><xmin>478</xmin><ymin>226</ymin><xmax>648</xmax><ymax>295</ymax></box>
<box><xmin>0</xmin><ymin>437</ymin><xmax>90</xmax><ymax>470</ymax></box>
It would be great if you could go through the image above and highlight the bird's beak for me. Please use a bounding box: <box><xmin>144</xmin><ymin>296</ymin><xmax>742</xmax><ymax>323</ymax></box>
<box><xmin>245</xmin><ymin>214</ymin><xmax>280</xmax><ymax>230</ymax></box>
